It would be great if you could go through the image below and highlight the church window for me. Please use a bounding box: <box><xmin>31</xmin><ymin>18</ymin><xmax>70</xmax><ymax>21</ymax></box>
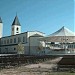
<box><xmin>71</xmin><ymin>45</ymin><xmax>73</xmax><ymax>48</ymax></box>
<box><xmin>69</xmin><ymin>45</ymin><xmax>71</xmax><ymax>48</ymax></box>
<box><xmin>7</xmin><ymin>39</ymin><xmax>9</xmax><ymax>44</ymax></box>
<box><xmin>16</xmin><ymin>27</ymin><xmax>19</xmax><ymax>31</ymax></box>
<box><xmin>14</xmin><ymin>38</ymin><xmax>16</xmax><ymax>43</ymax></box>
<box><xmin>23</xmin><ymin>37</ymin><xmax>25</xmax><ymax>42</ymax></box>
<box><xmin>4</xmin><ymin>40</ymin><xmax>6</xmax><ymax>44</ymax></box>
<box><xmin>18</xmin><ymin>37</ymin><xmax>21</xmax><ymax>43</ymax></box>
<box><xmin>23</xmin><ymin>36</ymin><xmax>27</xmax><ymax>43</ymax></box>
<box><xmin>10</xmin><ymin>39</ymin><xmax>12</xmax><ymax>43</ymax></box>
<box><xmin>14</xmin><ymin>48</ymin><xmax>16</xmax><ymax>50</ymax></box>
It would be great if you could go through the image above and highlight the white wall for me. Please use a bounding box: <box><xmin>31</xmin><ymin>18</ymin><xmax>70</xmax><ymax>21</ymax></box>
<box><xmin>27</xmin><ymin>31</ymin><xmax>45</xmax><ymax>38</ymax></box>
<box><xmin>0</xmin><ymin>31</ymin><xmax>45</xmax><ymax>55</ymax></box>
<box><xmin>0</xmin><ymin>23</ymin><xmax>3</xmax><ymax>38</ymax></box>
<box><xmin>0</xmin><ymin>32</ymin><xmax>27</xmax><ymax>53</ymax></box>
<box><xmin>11</xmin><ymin>25</ymin><xmax>21</xmax><ymax>35</ymax></box>
<box><xmin>28</xmin><ymin>36</ymin><xmax>45</xmax><ymax>55</ymax></box>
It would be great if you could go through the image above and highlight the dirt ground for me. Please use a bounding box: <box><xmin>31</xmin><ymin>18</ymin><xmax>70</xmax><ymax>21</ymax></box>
<box><xmin>0</xmin><ymin>57</ymin><xmax>75</xmax><ymax>75</ymax></box>
<box><xmin>0</xmin><ymin>63</ymin><xmax>53</xmax><ymax>75</ymax></box>
<box><xmin>0</xmin><ymin>57</ymin><xmax>62</xmax><ymax>75</ymax></box>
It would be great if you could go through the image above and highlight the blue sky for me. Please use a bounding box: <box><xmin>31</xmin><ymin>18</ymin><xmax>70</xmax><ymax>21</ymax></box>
<box><xmin>0</xmin><ymin>0</ymin><xmax>74</xmax><ymax>36</ymax></box>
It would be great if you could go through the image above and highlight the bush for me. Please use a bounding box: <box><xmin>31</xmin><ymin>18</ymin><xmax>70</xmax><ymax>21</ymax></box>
<box><xmin>70</xmin><ymin>68</ymin><xmax>75</xmax><ymax>73</ymax></box>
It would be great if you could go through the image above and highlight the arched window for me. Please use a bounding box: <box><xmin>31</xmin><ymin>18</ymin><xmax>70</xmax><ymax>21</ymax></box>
<box><xmin>16</xmin><ymin>27</ymin><xmax>19</xmax><ymax>31</ymax></box>
<box><xmin>14</xmin><ymin>38</ymin><xmax>16</xmax><ymax>43</ymax></box>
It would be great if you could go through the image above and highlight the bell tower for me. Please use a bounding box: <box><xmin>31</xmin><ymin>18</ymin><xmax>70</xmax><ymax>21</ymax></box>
<box><xmin>0</xmin><ymin>17</ymin><xmax>3</xmax><ymax>38</ymax></box>
<box><xmin>11</xmin><ymin>15</ymin><xmax>21</xmax><ymax>35</ymax></box>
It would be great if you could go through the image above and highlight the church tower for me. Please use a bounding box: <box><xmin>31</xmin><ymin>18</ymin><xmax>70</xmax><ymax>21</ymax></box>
<box><xmin>0</xmin><ymin>17</ymin><xmax>3</xmax><ymax>38</ymax></box>
<box><xmin>11</xmin><ymin>15</ymin><xmax>21</xmax><ymax>35</ymax></box>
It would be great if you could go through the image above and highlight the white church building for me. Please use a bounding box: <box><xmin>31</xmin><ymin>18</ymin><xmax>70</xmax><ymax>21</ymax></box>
<box><xmin>0</xmin><ymin>16</ymin><xmax>45</xmax><ymax>55</ymax></box>
<box><xmin>0</xmin><ymin>16</ymin><xmax>75</xmax><ymax>55</ymax></box>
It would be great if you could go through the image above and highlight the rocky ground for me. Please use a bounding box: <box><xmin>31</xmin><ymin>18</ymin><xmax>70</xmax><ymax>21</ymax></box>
<box><xmin>0</xmin><ymin>57</ymin><xmax>75</xmax><ymax>75</ymax></box>
<box><xmin>0</xmin><ymin>57</ymin><xmax>62</xmax><ymax>75</ymax></box>
<box><xmin>0</xmin><ymin>63</ymin><xmax>53</xmax><ymax>75</ymax></box>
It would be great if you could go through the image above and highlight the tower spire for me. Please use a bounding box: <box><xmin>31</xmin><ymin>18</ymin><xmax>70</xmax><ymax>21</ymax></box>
<box><xmin>12</xmin><ymin>15</ymin><xmax>20</xmax><ymax>26</ymax></box>
<box><xmin>11</xmin><ymin>15</ymin><xmax>21</xmax><ymax>35</ymax></box>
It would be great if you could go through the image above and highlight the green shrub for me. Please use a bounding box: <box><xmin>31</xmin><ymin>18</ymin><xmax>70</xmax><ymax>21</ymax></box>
<box><xmin>70</xmin><ymin>68</ymin><xmax>75</xmax><ymax>73</ymax></box>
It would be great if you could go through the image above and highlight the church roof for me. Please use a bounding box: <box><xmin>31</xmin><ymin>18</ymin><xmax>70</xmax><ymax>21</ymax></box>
<box><xmin>0</xmin><ymin>17</ymin><xmax>2</xmax><ymax>23</ymax></box>
<box><xmin>49</xmin><ymin>26</ymin><xmax>74</xmax><ymax>36</ymax></box>
<box><xmin>40</xmin><ymin>26</ymin><xmax>75</xmax><ymax>42</ymax></box>
<box><xmin>12</xmin><ymin>16</ymin><xmax>21</xmax><ymax>26</ymax></box>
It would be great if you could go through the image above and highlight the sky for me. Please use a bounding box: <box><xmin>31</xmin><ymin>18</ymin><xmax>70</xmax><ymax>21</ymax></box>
<box><xmin>0</xmin><ymin>0</ymin><xmax>74</xmax><ymax>36</ymax></box>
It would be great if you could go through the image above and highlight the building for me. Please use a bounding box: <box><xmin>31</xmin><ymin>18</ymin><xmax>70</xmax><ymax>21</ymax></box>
<box><xmin>0</xmin><ymin>15</ymin><xmax>75</xmax><ymax>56</ymax></box>
<box><xmin>0</xmin><ymin>16</ymin><xmax>45</xmax><ymax>55</ymax></box>
<box><xmin>40</xmin><ymin>26</ymin><xmax>75</xmax><ymax>55</ymax></box>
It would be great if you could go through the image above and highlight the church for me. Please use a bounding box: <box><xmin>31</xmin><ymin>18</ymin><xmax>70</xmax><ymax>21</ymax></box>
<box><xmin>0</xmin><ymin>16</ymin><xmax>75</xmax><ymax>56</ymax></box>
<box><xmin>0</xmin><ymin>16</ymin><xmax>45</xmax><ymax>55</ymax></box>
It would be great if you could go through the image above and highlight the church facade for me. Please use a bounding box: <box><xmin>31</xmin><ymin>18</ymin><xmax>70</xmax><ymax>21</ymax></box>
<box><xmin>0</xmin><ymin>16</ymin><xmax>45</xmax><ymax>55</ymax></box>
<box><xmin>0</xmin><ymin>16</ymin><xmax>75</xmax><ymax>56</ymax></box>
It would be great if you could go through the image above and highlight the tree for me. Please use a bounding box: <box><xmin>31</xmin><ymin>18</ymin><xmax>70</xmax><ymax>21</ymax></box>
<box><xmin>37</xmin><ymin>42</ymin><xmax>43</xmax><ymax>55</ymax></box>
<box><xmin>16</xmin><ymin>42</ymin><xmax>24</xmax><ymax>54</ymax></box>
<box><xmin>16</xmin><ymin>42</ymin><xmax>24</xmax><ymax>65</ymax></box>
